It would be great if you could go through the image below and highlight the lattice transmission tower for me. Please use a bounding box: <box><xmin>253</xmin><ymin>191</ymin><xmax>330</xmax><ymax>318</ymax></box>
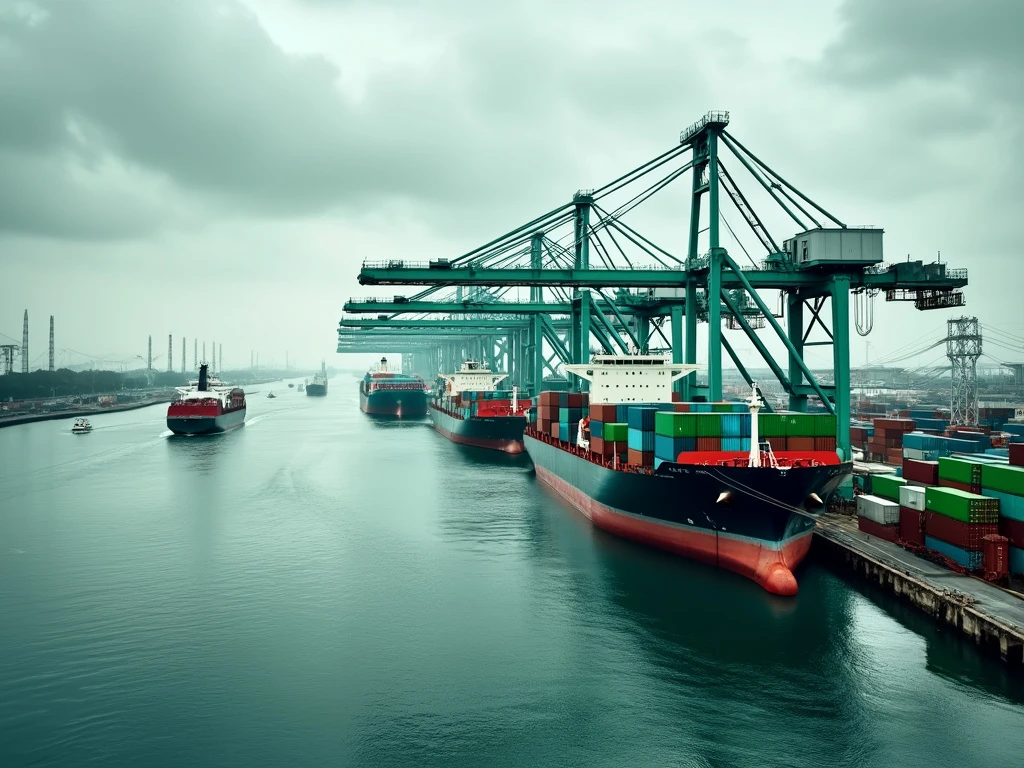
<box><xmin>946</xmin><ymin>316</ymin><xmax>981</xmax><ymax>426</ymax></box>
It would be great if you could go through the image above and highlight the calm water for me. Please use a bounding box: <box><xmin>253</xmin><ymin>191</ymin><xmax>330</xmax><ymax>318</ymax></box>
<box><xmin>2</xmin><ymin>383</ymin><xmax>1023</xmax><ymax>767</ymax></box>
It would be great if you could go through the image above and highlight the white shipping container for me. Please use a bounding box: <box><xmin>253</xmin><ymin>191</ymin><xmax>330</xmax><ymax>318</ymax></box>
<box><xmin>903</xmin><ymin>447</ymin><xmax>929</xmax><ymax>461</ymax></box>
<box><xmin>857</xmin><ymin>494</ymin><xmax>900</xmax><ymax>525</ymax></box>
<box><xmin>898</xmin><ymin>484</ymin><xmax>927</xmax><ymax>512</ymax></box>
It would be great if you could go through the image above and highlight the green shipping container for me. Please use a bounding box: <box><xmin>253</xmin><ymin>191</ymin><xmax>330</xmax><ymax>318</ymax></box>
<box><xmin>604</xmin><ymin>422</ymin><xmax>628</xmax><ymax>442</ymax></box>
<box><xmin>785</xmin><ymin>413</ymin><xmax>819</xmax><ymax>438</ymax></box>
<box><xmin>711</xmin><ymin>402</ymin><xmax>732</xmax><ymax>413</ymax></box>
<box><xmin>938</xmin><ymin>457</ymin><xmax>976</xmax><ymax>485</ymax></box>
<box><xmin>980</xmin><ymin>463</ymin><xmax>1024</xmax><ymax>497</ymax></box>
<box><xmin>872</xmin><ymin>474</ymin><xmax>906</xmax><ymax>502</ymax></box>
<box><xmin>655</xmin><ymin>411</ymin><xmax>696</xmax><ymax>438</ymax></box>
<box><xmin>696</xmin><ymin>414</ymin><xmax>722</xmax><ymax>437</ymax></box>
<box><xmin>924</xmin><ymin>486</ymin><xmax>999</xmax><ymax>523</ymax></box>
<box><xmin>758</xmin><ymin>413</ymin><xmax>786</xmax><ymax>437</ymax></box>
<box><xmin>813</xmin><ymin>414</ymin><xmax>837</xmax><ymax>437</ymax></box>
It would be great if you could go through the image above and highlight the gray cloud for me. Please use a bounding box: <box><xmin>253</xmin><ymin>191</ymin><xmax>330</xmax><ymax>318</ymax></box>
<box><xmin>0</xmin><ymin>0</ymin><xmax>716</xmax><ymax>242</ymax></box>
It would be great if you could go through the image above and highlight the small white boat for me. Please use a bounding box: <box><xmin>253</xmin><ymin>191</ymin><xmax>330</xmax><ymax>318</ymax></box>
<box><xmin>72</xmin><ymin>418</ymin><xmax>93</xmax><ymax>434</ymax></box>
<box><xmin>267</xmin><ymin>391</ymin><xmax>276</xmax><ymax>399</ymax></box>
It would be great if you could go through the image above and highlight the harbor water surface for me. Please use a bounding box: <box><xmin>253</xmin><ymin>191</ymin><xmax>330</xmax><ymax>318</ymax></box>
<box><xmin>2</xmin><ymin>384</ymin><xmax>1023</xmax><ymax>767</ymax></box>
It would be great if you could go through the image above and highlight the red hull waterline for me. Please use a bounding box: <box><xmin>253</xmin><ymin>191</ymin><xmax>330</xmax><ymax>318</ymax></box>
<box><xmin>431</xmin><ymin>421</ymin><xmax>525</xmax><ymax>454</ymax></box>
<box><xmin>534</xmin><ymin>463</ymin><xmax>812</xmax><ymax>596</ymax></box>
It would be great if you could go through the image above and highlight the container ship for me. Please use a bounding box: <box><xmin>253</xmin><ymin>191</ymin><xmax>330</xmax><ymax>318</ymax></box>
<box><xmin>166</xmin><ymin>363</ymin><xmax>246</xmax><ymax>435</ymax></box>
<box><xmin>430</xmin><ymin>360</ymin><xmax>533</xmax><ymax>453</ymax></box>
<box><xmin>524</xmin><ymin>355</ymin><xmax>851</xmax><ymax>595</ymax></box>
<box><xmin>306</xmin><ymin>362</ymin><xmax>329</xmax><ymax>396</ymax></box>
<box><xmin>360</xmin><ymin>356</ymin><xmax>428</xmax><ymax>417</ymax></box>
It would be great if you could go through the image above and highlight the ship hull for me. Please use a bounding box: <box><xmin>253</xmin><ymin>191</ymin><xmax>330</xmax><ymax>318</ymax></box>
<box><xmin>360</xmin><ymin>388</ymin><xmax>428</xmax><ymax>417</ymax></box>
<box><xmin>524</xmin><ymin>432</ymin><xmax>850</xmax><ymax>595</ymax></box>
<box><xmin>167</xmin><ymin>407</ymin><xmax>246</xmax><ymax>435</ymax></box>
<box><xmin>430</xmin><ymin>402</ymin><xmax>526</xmax><ymax>453</ymax></box>
<box><xmin>306</xmin><ymin>384</ymin><xmax>327</xmax><ymax>396</ymax></box>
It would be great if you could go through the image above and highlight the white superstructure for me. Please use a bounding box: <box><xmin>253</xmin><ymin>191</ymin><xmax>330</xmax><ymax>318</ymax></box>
<box><xmin>438</xmin><ymin>360</ymin><xmax>508</xmax><ymax>394</ymax></box>
<box><xmin>174</xmin><ymin>365</ymin><xmax>236</xmax><ymax>407</ymax></box>
<box><xmin>563</xmin><ymin>354</ymin><xmax>702</xmax><ymax>405</ymax></box>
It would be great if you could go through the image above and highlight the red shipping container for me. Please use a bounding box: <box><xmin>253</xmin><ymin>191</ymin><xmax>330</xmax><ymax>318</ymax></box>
<box><xmin>767</xmin><ymin>436</ymin><xmax>787</xmax><ymax>451</ymax></box>
<box><xmin>999</xmin><ymin>516</ymin><xmax>1024</xmax><ymax>549</ymax></box>
<box><xmin>789</xmin><ymin>437</ymin><xmax>815</xmax><ymax>451</ymax></box>
<box><xmin>673</xmin><ymin>402</ymin><xmax>690</xmax><ymax>412</ymax></box>
<box><xmin>590</xmin><ymin>435</ymin><xmax>608</xmax><ymax>457</ymax></box>
<box><xmin>874</xmin><ymin>418</ymin><xmax>915</xmax><ymax>432</ymax></box>
<box><xmin>696</xmin><ymin>437</ymin><xmax>721</xmax><ymax>452</ymax></box>
<box><xmin>567</xmin><ymin>393</ymin><xmax>585</xmax><ymax>408</ymax></box>
<box><xmin>1010</xmin><ymin>443</ymin><xmax>1024</xmax><ymax>467</ymax></box>
<box><xmin>939</xmin><ymin>478</ymin><xmax>973</xmax><ymax>493</ymax></box>
<box><xmin>671</xmin><ymin>390</ymin><xmax>682</xmax><ymax>402</ymax></box>
<box><xmin>858</xmin><ymin>516</ymin><xmax>899</xmax><ymax>542</ymax></box>
<box><xmin>592</xmin><ymin>404</ymin><xmax>617</xmax><ymax>422</ymax></box>
<box><xmin>983</xmin><ymin>534</ymin><xmax>1009</xmax><ymax>579</ymax></box>
<box><xmin>813</xmin><ymin>436</ymin><xmax>837</xmax><ymax>451</ymax></box>
<box><xmin>899</xmin><ymin>506</ymin><xmax>926</xmax><ymax>546</ymax></box>
<box><xmin>887</xmin><ymin>448</ymin><xmax>903</xmax><ymax>465</ymax></box>
<box><xmin>903</xmin><ymin>459</ymin><xmax>939</xmax><ymax>485</ymax></box>
<box><xmin>626</xmin><ymin>448</ymin><xmax>654</xmax><ymax>466</ymax></box>
<box><xmin>925</xmin><ymin>512</ymin><xmax>997</xmax><ymax>551</ymax></box>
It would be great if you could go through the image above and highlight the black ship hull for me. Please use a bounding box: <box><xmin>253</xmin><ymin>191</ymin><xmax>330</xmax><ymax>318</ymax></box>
<box><xmin>167</xmin><ymin>407</ymin><xmax>246</xmax><ymax>435</ymax></box>
<box><xmin>430</xmin><ymin>402</ymin><xmax>526</xmax><ymax>453</ymax></box>
<box><xmin>524</xmin><ymin>431</ymin><xmax>851</xmax><ymax>595</ymax></box>
<box><xmin>360</xmin><ymin>388</ymin><xmax>428</xmax><ymax>417</ymax></box>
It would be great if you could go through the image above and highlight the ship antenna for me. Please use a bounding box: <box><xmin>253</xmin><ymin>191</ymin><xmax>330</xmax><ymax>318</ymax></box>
<box><xmin>747</xmin><ymin>382</ymin><xmax>762</xmax><ymax>468</ymax></box>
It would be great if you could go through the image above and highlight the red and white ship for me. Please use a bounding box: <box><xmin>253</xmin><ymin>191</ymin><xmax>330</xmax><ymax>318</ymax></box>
<box><xmin>166</xmin><ymin>363</ymin><xmax>246</xmax><ymax>435</ymax></box>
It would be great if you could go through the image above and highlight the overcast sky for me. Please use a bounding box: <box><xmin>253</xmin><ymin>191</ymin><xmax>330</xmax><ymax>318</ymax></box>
<box><xmin>1</xmin><ymin>0</ymin><xmax>1021</xmax><ymax>375</ymax></box>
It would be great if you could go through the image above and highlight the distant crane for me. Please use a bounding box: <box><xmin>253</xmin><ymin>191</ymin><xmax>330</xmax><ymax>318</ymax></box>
<box><xmin>947</xmin><ymin>316</ymin><xmax>982</xmax><ymax>427</ymax></box>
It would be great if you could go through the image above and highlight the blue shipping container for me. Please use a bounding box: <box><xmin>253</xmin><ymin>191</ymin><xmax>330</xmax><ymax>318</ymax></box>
<box><xmin>925</xmin><ymin>535</ymin><xmax>982</xmax><ymax>569</ymax></box>
<box><xmin>654</xmin><ymin>434</ymin><xmax>694</xmax><ymax>460</ymax></box>
<box><xmin>627</xmin><ymin>427</ymin><xmax>655</xmax><ymax>452</ymax></box>
<box><xmin>980</xmin><ymin>487</ymin><xmax>1024</xmax><ymax>523</ymax></box>
<box><xmin>627</xmin><ymin>407</ymin><xmax>661</xmax><ymax>431</ymax></box>
<box><xmin>1011</xmin><ymin>545</ymin><xmax>1024</xmax><ymax>575</ymax></box>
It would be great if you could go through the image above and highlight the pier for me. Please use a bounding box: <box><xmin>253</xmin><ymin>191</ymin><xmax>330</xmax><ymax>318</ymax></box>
<box><xmin>813</xmin><ymin>513</ymin><xmax>1024</xmax><ymax>668</ymax></box>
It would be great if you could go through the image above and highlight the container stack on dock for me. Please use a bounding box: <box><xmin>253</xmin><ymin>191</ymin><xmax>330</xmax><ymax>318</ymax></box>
<box><xmin>856</xmin><ymin>494</ymin><xmax>900</xmax><ymax>541</ymax></box>
<box><xmin>922</xmin><ymin>487</ymin><xmax>999</xmax><ymax>569</ymax></box>
<box><xmin>851</xmin><ymin>437</ymin><xmax>1024</xmax><ymax>580</ymax></box>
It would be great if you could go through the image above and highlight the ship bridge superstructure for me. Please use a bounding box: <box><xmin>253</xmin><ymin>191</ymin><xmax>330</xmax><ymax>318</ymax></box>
<box><xmin>565</xmin><ymin>355</ymin><xmax>702</xmax><ymax>405</ymax></box>
<box><xmin>439</xmin><ymin>360</ymin><xmax>508</xmax><ymax>394</ymax></box>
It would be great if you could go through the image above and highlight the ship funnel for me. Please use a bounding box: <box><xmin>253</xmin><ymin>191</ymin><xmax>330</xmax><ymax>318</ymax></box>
<box><xmin>198</xmin><ymin>363</ymin><xmax>209</xmax><ymax>391</ymax></box>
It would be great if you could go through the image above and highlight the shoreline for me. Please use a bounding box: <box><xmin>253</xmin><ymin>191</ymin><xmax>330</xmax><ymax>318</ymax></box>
<box><xmin>0</xmin><ymin>399</ymin><xmax>170</xmax><ymax>429</ymax></box>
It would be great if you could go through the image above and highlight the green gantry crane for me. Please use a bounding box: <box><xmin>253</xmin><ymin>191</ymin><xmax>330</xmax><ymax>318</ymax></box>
<box><xmin>342</xmin><ymin>111</ymin><xmax>968</xmax><ymax>460</ymax></box>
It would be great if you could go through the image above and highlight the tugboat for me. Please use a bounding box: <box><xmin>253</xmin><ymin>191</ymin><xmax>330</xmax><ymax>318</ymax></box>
<box><xmin>166</xmin><ymin>363</ymin><xmax>247</xmax><ymax>435</ymax></box>
<box><xmin>71</xmin><ymin>418</ymin><xmax>93</xmax><ymax>434</ymax></box>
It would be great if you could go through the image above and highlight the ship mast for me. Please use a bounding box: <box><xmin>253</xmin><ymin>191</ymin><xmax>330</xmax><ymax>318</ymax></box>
<box><xmin>747</xmin><ymin>382</ymin><xmax>762</xmax><ymax>468</ymax></box>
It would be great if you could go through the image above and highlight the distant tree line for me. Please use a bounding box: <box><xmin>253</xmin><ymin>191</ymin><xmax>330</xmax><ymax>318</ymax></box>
<box><xmin>0</xmin><ymin>369</ymin><xmax>190</xmax><ymax>402</ymax></box>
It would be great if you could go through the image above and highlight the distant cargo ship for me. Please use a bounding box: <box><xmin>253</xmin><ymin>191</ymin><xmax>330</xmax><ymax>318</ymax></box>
<box><xmin>306</xmin><ymin>362</ymin><xmax>329</xmax><ymax>396</ymax></box>
<box><xmin>524</xmin><ymin>355</ymin><xmax>851</xmax><ymax>595</ymax></box>
<box><xmin>359</xmin><ymin>357</ymin><xmax>428</xmax><ymax>417</ymax></box>
<box><xmin>429</xmin><ymin>360</ymin><xmax>532</xmax><ymax>453</ymax></box>
<box><xmin>167</xmin><ymin>363</ymin><xmax>246</xmax><ymax>435</ymax></box>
